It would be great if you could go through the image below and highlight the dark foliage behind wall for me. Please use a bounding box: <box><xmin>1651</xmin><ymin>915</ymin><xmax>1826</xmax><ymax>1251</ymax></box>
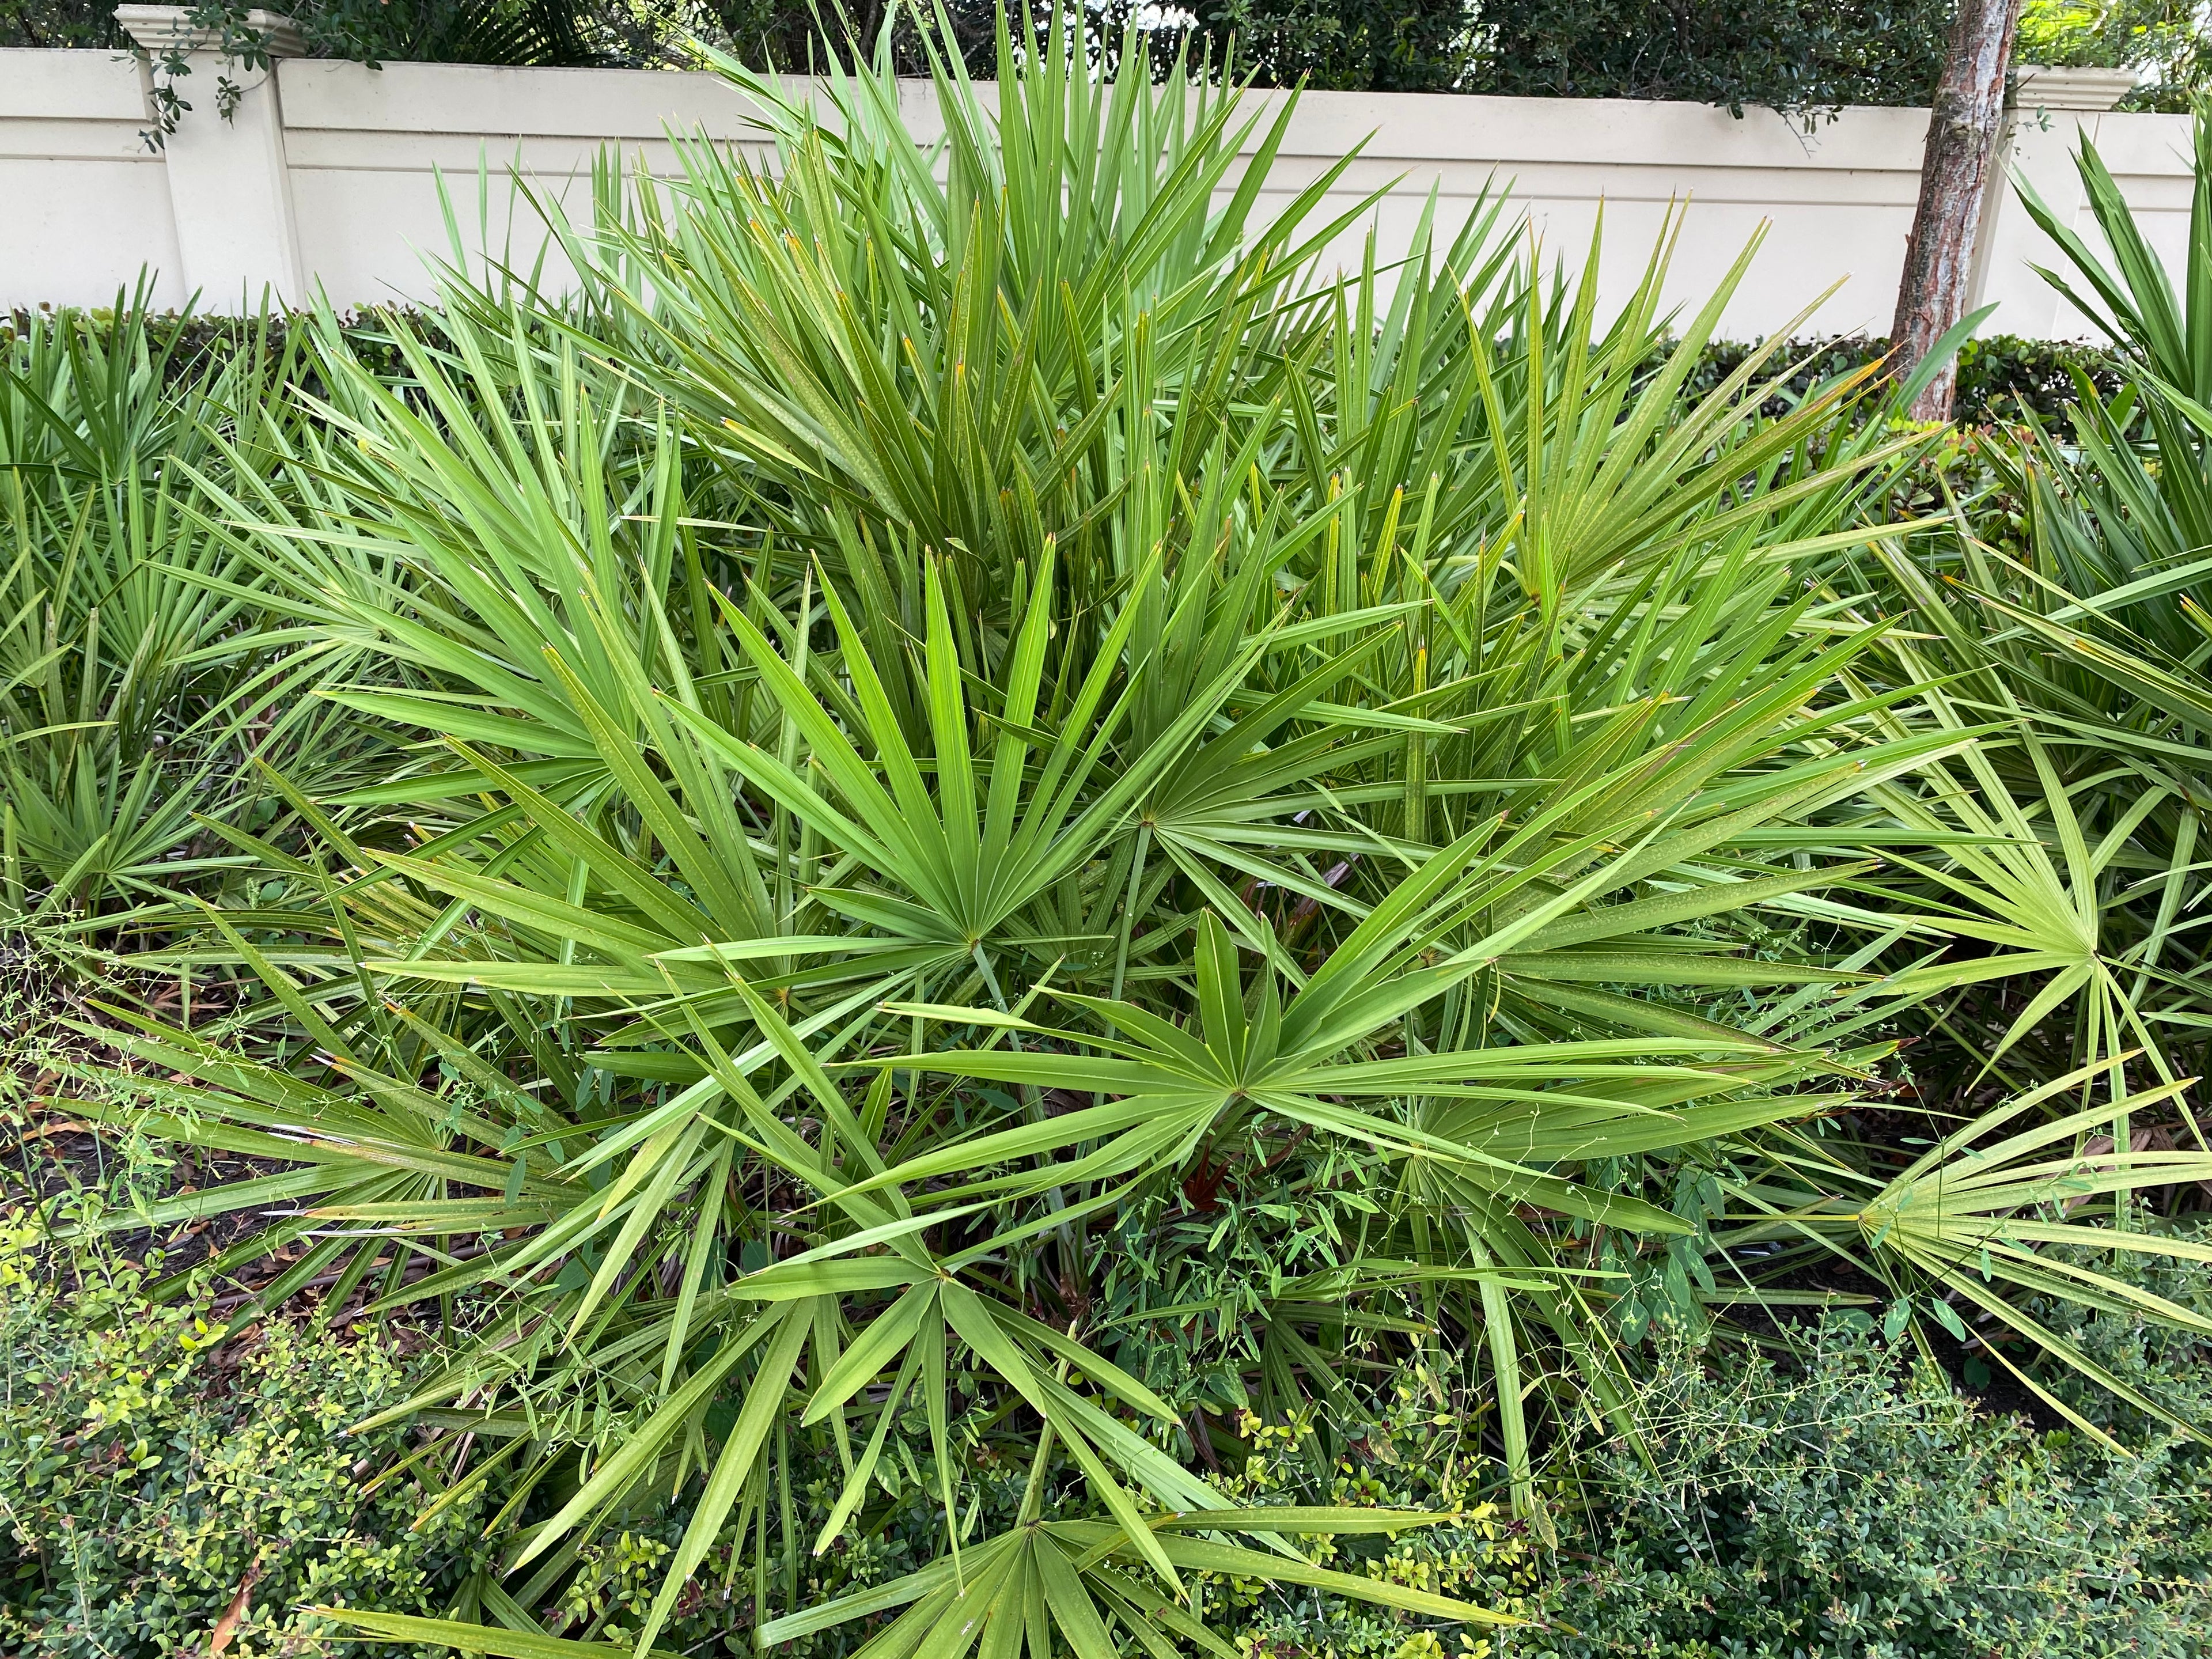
<box><xmin>0</xmin><ymin>0</ymin><xmax>124</xmax><ymax>46</ymax></box>
<box><xmin>1467</xmin><ymin>0</ymin><xmax>1956</xmax><ymax>110</ymax></box>
<box><xmin>1183</xmin><ymin>0</ymin><xmax>1470</xmax><ymax>93</ymax></box>
<box><xmin>1179</xmin><ymin>0</ymin><xmax>1957</xmax><ymax>107</ymax></box>
<box><xmin>9</xmin><ymin>0</ymin><xmax>1960</xmax><ymax>113</ymax></box>
<box><xmin>2</xmin><ymin>0</ymin><xmax>630</xmax><ymax>60</ymax></box>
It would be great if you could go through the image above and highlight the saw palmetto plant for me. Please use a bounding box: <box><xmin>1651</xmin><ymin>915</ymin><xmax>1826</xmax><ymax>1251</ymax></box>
<box><xmin>26</xmin><ymin>16</ymin><xmax>2212</xmax><ymax>1657</ymax></box>
<box><xmin>1809</xmin><ymin>111</ymin><xmax>2212</xmax><ymax>1115</ymax></box>
<box><xmin>0</xmin><ymin>288</ymin><xmax>370</xmax><ymax>925</ymax></box>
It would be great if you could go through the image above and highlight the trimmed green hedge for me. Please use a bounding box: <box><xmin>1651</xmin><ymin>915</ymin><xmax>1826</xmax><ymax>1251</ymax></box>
<box><xmin>10</xmin><ymin>306</ymin><xmax>2124</xmax><ymax>437</ymax></box>
<box><xmin>1691</xmin><ymin>332</ymin><xmax>2123</xmax><ymax>432</ymax></box>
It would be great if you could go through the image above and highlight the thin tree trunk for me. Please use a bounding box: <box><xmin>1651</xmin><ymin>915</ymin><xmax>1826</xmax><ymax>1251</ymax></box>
<box><xmin>1891</xmin><ymin>0</ymin><xmax>2022</xmax><ymax>421</ymax></box>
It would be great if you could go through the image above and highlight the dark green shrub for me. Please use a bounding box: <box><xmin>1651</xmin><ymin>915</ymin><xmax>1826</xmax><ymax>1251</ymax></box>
<box><xmin>1462</xmin><ymin>1</ymin><xmax>1952</xmax><ymax>113</ymax></box>
<box><xmin>1</xmin><ymin>0</ymin><xmax>626</xmax><ymax>60</ymax></box>
<box><xmin>0</xmin><ymin>0</ymin><xmax>1961</xmax><ymax>109</ymax></box>
<box><xmin>1170</xmin><ymin>1253</ymin><xmax>2211</xmax><ymax>1659</ymax></box>
<box><xmin>0</xmin><ymin>0</ymin><xmax>122</xmax><ymax>46</ymax></box>
<box><xmin>1688</xmin><ymin>333</ymin><xmax>2123</xmax><ymax>433</ymax></box>
<box><xmin>1953</xmin><ymin>331</ymin><xmax>2130</xmax><ymax>428</ymax></box>
<box><xmin>1182</xmin><ymin>0</ymin><xmax>1952</xmax><ymax>109</ymax></box>
<box><xmin>1534</xmin><ymin>1315</ymin><xmax>2212</xmax><ymax>1659</ymax></box>
<box><xmin>10</xmin><ymin>308</ymin><xmax>2109</xmax><ymax>440</ymax></box>
<box><xmin>0</xmin><ymin>1228</ymin><xmax>499</xmax><ymax>1658</ymax></box>
<box><xmin>1185</xmin><ymin>0</ymin><xmax>1469</xmax><ymax>93</ymax></box>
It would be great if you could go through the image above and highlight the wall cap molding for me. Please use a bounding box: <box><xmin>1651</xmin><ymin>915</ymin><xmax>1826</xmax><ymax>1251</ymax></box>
<box><xmin>113</xmin><ymin>5</ymin><xmax>308</xmax><ymax>58</ymax></box>
<box><xmin>2012</xmin><ymin>64</ymin><xmax>2138</xmax><ymax>112</ymax></box>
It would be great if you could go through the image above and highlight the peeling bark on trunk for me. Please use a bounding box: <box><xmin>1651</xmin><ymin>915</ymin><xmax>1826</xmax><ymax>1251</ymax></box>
<box><xmin>1891</xmin><ymin>0</ymin><xmax>2021</xmax><ymax>422</ymax></box>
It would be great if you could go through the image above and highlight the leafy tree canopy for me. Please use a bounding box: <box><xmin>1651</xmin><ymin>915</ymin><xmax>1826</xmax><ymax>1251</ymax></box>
<box><xmin>11</xmin><ymin>0</ymin><xmax>1964</xmax><ymax>115</ymax></box>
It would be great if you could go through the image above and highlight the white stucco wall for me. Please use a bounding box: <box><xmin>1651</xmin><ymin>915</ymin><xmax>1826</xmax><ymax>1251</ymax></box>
<box><xmin>1</xmin><ymin>45</ymin><xmax>2196</xmax><ymax>340</ymax></box>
